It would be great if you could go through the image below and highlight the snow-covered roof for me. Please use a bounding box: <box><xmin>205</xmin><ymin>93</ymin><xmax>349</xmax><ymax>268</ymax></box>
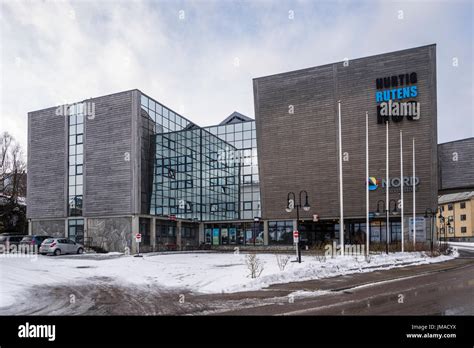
<box><xmin>438</xmin><ymin>191</ymin><xmax>474</xmax><ymax>204</ymax></box>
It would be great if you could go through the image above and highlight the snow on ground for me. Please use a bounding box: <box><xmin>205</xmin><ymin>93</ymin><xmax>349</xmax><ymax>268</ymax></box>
<box><xmin>448</xmin><ymin>242</ymin><xmax>474</xmax><ymax>250</ymax></box>
<box><xmin>0</xmin><ymin>250</ymin><xmax>457</xmax><ymax>309</ymax></box>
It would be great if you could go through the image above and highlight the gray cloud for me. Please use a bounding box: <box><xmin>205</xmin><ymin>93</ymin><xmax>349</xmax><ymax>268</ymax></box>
<box><xmin>0</xmin><ymin>0</ymin><xmax>472</xmax><ymax>152</ymax></box>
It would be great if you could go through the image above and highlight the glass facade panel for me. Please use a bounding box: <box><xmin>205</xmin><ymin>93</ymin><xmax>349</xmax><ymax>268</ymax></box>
<box><xmin>268</xmin><ymin>220</ymin><xmax>293</xmax><ymax>245</ymax></box>
<box><xmin>203</xmin><ymin>120</ymin><xmax>261</xmax><ymax>220</ymax></box>
<box><xmin>141</xmin><ymin>93</ymin><xmax>239</xmax><ymax>221</ymax></box>
<box><xmin>68</xmin><ymin>102</ymin><xmax>84</xmax><ymax>217</ymax></box>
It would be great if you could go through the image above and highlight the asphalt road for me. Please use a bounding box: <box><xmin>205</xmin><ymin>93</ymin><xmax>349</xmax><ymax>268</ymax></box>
<box><xmin>213</xmin><ymin>249</ymin><xmax>474</xmax><ymax>315</ymax></box>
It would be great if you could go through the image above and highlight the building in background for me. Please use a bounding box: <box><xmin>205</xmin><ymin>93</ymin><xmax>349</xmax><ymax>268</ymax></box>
<box><xmin>437</xmin><ymin>191</ymin><xmax>474</xmax><ymax>242</ymax></box>
<box><xmin>438</xmin><ymin>137</ymin><xmax>474</xmax><ymax>194</ymax></box>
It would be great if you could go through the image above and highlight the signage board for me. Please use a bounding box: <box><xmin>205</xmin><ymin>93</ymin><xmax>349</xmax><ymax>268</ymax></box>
<box><xmin>408</xmin><ymin>217</ymin><xmax>426</xmax><ymax>242</ymax></box>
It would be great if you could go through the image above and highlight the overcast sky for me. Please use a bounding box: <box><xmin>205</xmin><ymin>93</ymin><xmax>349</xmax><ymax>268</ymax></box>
<box><xmin>1</xmin><ymin>0</ymin><xmax>472</xmax><ymax>151</ymax></box>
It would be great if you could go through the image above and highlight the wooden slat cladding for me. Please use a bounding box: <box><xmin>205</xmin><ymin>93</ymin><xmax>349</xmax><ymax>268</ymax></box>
<box><xmin>83</xmin><ymin>90</ymin><xmax>135</xmax><ymax>216</ymax></box>
<box><xmin>27</xmin><ymin>107</ymin><xmax>67</xmax><ymax>219</ymax></box>
<box><xmin>438</xmin><ymin>138</ymin><xmax>474</xmax><ymax>191</ymax></box>
<box><xmin>254</xmin><ymin>45</ymin><xmax>438</xmax><ymax>220</ymax></box>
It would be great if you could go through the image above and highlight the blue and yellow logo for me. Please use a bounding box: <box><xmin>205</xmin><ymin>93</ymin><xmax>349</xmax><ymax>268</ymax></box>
<box><xmin>368</xmin><ymin>177</ymin><xmax>378</xmax><ymax>191</ymax></box>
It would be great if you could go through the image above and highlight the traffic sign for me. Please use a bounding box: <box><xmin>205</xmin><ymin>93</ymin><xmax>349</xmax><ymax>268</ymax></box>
<box><xmin>135</xmin><ymin>233</ymin><xmax>142</xmax><ymax>243</ymax></box>
<box><xmin>293</xmin><ymin>230</ymin><xmax>299</xmax><ymax>243</ymax></box>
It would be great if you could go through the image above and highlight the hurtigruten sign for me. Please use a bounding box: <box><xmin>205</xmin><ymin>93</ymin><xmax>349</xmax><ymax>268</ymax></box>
<box><xmin>375</xmin><ymin>72</ymin><xmax>420</xmax><ymax>124</ymax></box>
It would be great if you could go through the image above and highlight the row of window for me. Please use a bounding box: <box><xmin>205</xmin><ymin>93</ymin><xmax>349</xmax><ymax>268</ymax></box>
<box><xmin>68</xmin><ymin>107</ymin><xmax>84</xmax><ymax>217</ymax></box>
<box><xmin>205</xmin><ymin>121</ymin><xmax>255</xmax><ymax>135</ymax></box>
<box><xmin>442</xmin><ymin>201</ymin><xmax>467</xmax><ymax>211</ymax></box>
<box><xmin>440</xmin><ymin>227</ymin><xmax>469</xmax><ymax>233</ymax></box>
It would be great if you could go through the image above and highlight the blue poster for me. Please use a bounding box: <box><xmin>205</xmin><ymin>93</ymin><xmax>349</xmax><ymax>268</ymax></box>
<box><xmin>212</xmin><ymin>228</ymin><xmax>220</xmax><ymax>245</ymax></box>
<box><xmin>229</xmin><ymin>228</ymin><xmax>237</xmax><ymax>244</ymax></box>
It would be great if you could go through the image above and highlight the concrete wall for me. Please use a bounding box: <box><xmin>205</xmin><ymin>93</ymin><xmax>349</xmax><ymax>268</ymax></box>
<box><xmin>31</xmin><ymin>219</ymin><xmax>65</xmax><ymax>237</ymax></box>
<box><xmin>27</xmin><ymin>107</ymin><xmax>67</xmax><ymax>219</ymax></box>
<box><xmin>254</xmin><ymin>45</ymin><xmax>438</xmax><ymax>220</ymax></box>
<box><xmin>87</xmin><ymin>217</ymin><xmax>132</xmax><ymax>252</ymax></box>
<box><xmin>438</xmin><ymin>138</ymin><xmax>474</xmax><ymax>192</ymax></box>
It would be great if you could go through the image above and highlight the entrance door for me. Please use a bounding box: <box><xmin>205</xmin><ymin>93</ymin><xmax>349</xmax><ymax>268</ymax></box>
<box><xmin>68</xmin><ymin>219</ymin><xmax>84</xmax><ymax>244</ymax></box>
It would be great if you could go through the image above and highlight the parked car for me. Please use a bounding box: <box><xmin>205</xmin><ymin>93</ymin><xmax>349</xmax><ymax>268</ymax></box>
<box><xmin>39</xmin><ymin>238</ymin><xmax>84</xmax><ymax>256</ymax></box>
<box><xmin>0</xmin><ymin>234</ymin><xmax>25</xmax><ymax>252</ymax></box>
<box><xmin>19</xmin><ymin>235</ymin><xmax>52</xmax><ymax>252</ymax></box>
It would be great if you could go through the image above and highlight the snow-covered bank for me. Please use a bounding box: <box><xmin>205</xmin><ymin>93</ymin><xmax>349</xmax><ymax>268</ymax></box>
<box><xmin>0</xmin><ymin>251</ymin><xmax>457</xmax><ymax>309</ymax></box>
<box><xmin>447</xmin><ymin>242</ymin><xmax>474</xmax><ymax>250</ymax></box>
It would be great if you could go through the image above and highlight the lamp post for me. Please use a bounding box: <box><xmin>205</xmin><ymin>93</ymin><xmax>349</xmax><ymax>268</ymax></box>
<box><xmin>424</xmin><ymin>208</ymin><xmax>436</xmax><ymax>253</ymax></box>
<box><xmin>286</xmin><ymin>191</ymin><xmax>310</xmax><ymax>263</ymax></box>
<box><xmin>438</xmin><ymin>211</ymin><xmax>452</xmax><ymax>251</ymax></box>
<box><xmin>376</xmin><ymin>199</ymin><xmax>398</xmax><ymax>253</ymax></box>
<box><xmin>253</xmin><ymin>216</ymin><xmax>260</xmax><ymax>246</ymax></box>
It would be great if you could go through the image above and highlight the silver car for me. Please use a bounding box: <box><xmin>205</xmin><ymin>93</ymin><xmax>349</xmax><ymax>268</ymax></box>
<box><xmin>39</xmin><ymin>238</ymin><xmax>84</xmax><ymax>256</ymax></box>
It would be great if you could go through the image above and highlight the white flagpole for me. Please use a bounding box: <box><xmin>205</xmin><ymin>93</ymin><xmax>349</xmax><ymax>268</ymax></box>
<box><xmin>366</xmin><ymin>111</ymin><xmax>369</xmax><ymax>257</ymax></box>
<box><xmin>400</xmin><ymin>130</ymin><xmax>404</xmax><ymax>252</ymax></box>
<box><xmin>386</xmin><ymin>121</ymin><xmax>389</xmax><ymax>254</ymax></box>
<box><xmin>413</xmin><ymin>138</ymin><xmax>416</xmax><ymax>250</ymax></box>
<box><xmin>338</xmin><ymin>101</ymin><xmax>344</xmax><ymax>256</ymax></box>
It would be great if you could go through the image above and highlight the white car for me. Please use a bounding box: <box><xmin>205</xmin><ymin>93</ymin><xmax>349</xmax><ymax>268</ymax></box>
<box><xmin>39</xmin><ymin>238</ymin><xmax>84</xmax><ymax>256</ymax></box>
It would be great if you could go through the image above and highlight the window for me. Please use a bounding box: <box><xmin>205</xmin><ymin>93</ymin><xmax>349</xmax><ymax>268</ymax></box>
<box><xmin>226</xmin><ymin>203</ymin><xmax>235</xmax><ymax>211</ymax></box>
<box><xmin>210</xmin><ymin>204</ymin><xmax>218</xmax><ymax>212</ymax></box>
<box><xmin>461</xmin><ymin>227</ymin><xmax>467</xmax><ymax>233</ymax></box>
<box><xmin>460</xmin><ymin>214</ymin><xmax>466</xmax><ymax>221</ymax></box>
<box><xmin>448</xmin><ymin>204</ymin><xmax>453</xmax><ymax>211</ymax></box>
<box><xmin>76</xmin><ymin>165</ymin><xmax>83</xmax><ymax>175</ymax></box>
<box><xmin>243</xmin><ymin>175</ymin><xmax>252</xmax><ymax>184</ymax></box>
<box><xmin>243</xmin><ymin>201</ymin><xmax>252</xmax><ymax>211</ymax></box>
<box><xmin>268</xmin><ymin>220</ymin><xmax>294</xmax><ymax>245</ymax></box>
<box><xmin>68</xmin><ymin>218</ymin><xmax>84</xmax><ymax>244</ymax></box>
<box><xmin>460</xmin><ymin>202</ymin><xmax>466</xmax><ymax>209</ymax></box>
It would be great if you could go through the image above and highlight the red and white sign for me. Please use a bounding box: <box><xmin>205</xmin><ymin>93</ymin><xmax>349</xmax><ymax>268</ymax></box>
<box><xmin>293</xmin><ymin>230</ymin><xmax>299</xmax><ymax>243</ymax></box>
<box><xmin>135</xmin><ymin>233</ymin><xmax>142</xmax><ymax>243</ymax></box>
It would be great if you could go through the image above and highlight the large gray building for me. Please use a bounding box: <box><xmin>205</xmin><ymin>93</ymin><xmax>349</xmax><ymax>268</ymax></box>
<box><xmin>28</xmin><ymin>44</ymin><xmax>455</xmax><ymax>251</ymax></box>
<box><xmin>254</xmin><ymin>44</ymin><xmax>438</xmax><ymax>245</ymax></box>
<box><xmin>27</xmin><ymin>90</ymin><xmax>261</xmax><ymax>252</ymax></box>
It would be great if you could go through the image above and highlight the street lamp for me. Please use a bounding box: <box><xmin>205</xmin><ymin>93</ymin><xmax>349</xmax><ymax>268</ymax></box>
<box><xmin>285</xmin><ymin>190</ymin><xmax>310</xmax><ymax>263</ymax></box>
<box><xmin>424</xmin><ymin>208</ymin><xmax>436</xmax><ymax>253</ymax></box>
<box><xmin>376</xmin><ymin>199</ymin><xmax>398</xmax><ymax>253</ymax></box>
<box><xmin>438</xmin><ymin>211</ymin><xmax>453</xmax><ymax>251</ymax></box>
<box><xmin>253</xmin><ymin>216</ymin><xmax>261</xmax><ymax>246</ymax></box>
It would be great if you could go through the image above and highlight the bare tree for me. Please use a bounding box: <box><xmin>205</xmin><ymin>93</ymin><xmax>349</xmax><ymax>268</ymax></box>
<box><xmin>0</xmin><ymin>132</ymin><xmax>26</xmax><ymax>202</ymax></box>
<box><xmin>276</xmin><ymin>254</ymin><xmax>291</xmax><ymax>271</ymax></box>
<box><xmin>245</xmin><ymin>253</ymin><xmax>264</xmax><ymax>278</ymax></box>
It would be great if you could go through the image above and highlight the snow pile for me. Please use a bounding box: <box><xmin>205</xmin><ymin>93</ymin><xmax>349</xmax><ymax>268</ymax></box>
<box><xmin>447</xmin><ymin>242</ymin><xmax>474</xmax><ymax>250</ymax></box>
<box><xmin>0</xmin><ymin>250</ymin><xmax>456</xmax><ymax>309</ymax></box>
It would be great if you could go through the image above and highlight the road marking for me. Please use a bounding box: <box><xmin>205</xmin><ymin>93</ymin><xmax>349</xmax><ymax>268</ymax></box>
<box><xmin>277</xmin><ymin>263</ymin><xmax>474</xmax><ymax>316</ymax></box>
